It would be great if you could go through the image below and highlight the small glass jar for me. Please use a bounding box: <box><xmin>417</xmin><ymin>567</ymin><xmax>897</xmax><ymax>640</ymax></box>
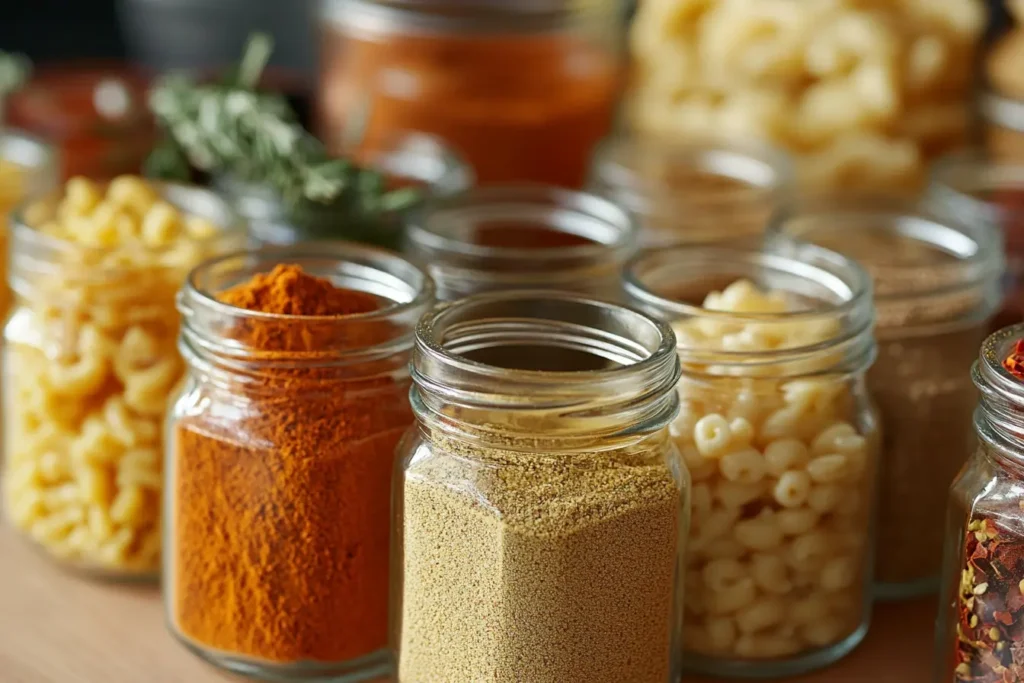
<box><xmin>936</xmin><ymin>324</ymin><xmax>1024</xmax><ymax>683</ymax></box>
<box><xmin>625</xmin><ymin>239</ymin><xmax>880</xmax><ymax>678</ymax></box>
<box><xmin>2</xmin><ymin>179</ymin><xmax>245</xmax><ymax>579</ymax></box>
<box><xmin>405</xmin><ymin>184</ymin><xmax>637</xmax><ymax>301</ymax></box>
<box><xmin>317</xmin><ymin>0</ymin><xmax>624</xmax><ymax>187</ymax></box>
<box><xmin>394</xmin><ymin>290</ymin><xmax>687</xmax><ymax>683</ymax></box>
<box><xmin>166</xmin><ymin>244</ymin><xmax>433</xmax><ymax>682</ymax></box>
<box><xmin>588</xmin><ymin>135</ymin><xmax>794</xmax><ymax>246</ymax></box>
<box><xmin>215</xmin><ymin>132</ymin><xmax>472</xmax><ymax>249</ymax></box>
<box><xmin>771</xmin><ymin>196</ymin><xmax>1005</xmax><ymax>600</ymax></box>
<box><xmin>928</xmin><ymin>152</ymin><xmax>1024</xmax><ymax>333</ymax></box>
<box><xmin>0</xmin><ymin>131</ymin><xmax>58</xmax><ymax>319</ymax></box>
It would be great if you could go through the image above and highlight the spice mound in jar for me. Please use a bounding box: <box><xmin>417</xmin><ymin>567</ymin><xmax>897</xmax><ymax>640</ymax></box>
<box><xmin>171</xmin><ymin>264</ymin><xmax>407</xmax><ymax>666</ymax></box>
<box><xmin>673</xmin><ymin>280</ymin><xmax>877</xmax><ymax>661</ymax></box>
<box><xmin>2</xmin><ymin>175</ymin><xmax>231</xmax><ymax>576</ymax></box>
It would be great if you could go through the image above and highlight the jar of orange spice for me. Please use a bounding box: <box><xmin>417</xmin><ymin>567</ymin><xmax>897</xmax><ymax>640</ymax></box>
<box><xmin>316</xmin><ymin>0</ymin><xmax>625</xmax><ymax>187</ymax></box>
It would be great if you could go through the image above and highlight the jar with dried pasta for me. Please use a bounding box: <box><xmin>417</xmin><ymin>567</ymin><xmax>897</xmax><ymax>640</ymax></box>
<box><xmin>2</xmin><ymin>176</ymin><xmax>245</xmax><ymax>578</ymax></box>
<box><xmin>625</xmin><ymin>240</ymin><xmax>879</xmax><ymax>677</ymax></box>
<box><xmin>0</xmin><ymin>131</ymin><xmax>58</xmax><ymax>319</ymax></box>
<box><xmin>588</xmin><ymin>135</ymin><xmax>793</xmax><ymax>246</ymax></box>
<box><xmin>772</xmin><ymin>196</ymin><xmax>1004</xmax><ymax>600</ymax></box>
<box><xmin>627</xmin><ymin>0</ymin><xmax>985</xmax><ymax>195</ymax></box>
<box><xmin>404</xmin><ymin>185</ymin><xmax>637</xmax><ymax>301</ymax></box>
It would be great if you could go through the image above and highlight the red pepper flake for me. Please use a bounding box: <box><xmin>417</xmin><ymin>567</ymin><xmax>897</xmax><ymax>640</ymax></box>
<box><xmin>952</xmin><ymin>516</ymin><xmax>1024</xmax><ymax>682</ymax></box>
<box><xmin>1004</xmin><ymin>340</ymin><xmax>1024</xmax><ymax>380</ymax></box>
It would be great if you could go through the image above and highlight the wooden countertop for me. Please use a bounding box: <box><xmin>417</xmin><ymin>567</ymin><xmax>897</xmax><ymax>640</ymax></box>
<box><xmin>0</xmin><ymin>520</ymin><xmax>934</xmax><ymax>683</ymax></box>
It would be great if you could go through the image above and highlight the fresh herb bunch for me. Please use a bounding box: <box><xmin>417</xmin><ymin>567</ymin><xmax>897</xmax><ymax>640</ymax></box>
<box><xmin>145</xmin><ymin>33</ymin><xmax>419</xmax><ymax>240</ymax></box>
<box><xmin>0</xmin><ymin>50</ymin><xmax>30</xmax><ymax>111</ymax></box>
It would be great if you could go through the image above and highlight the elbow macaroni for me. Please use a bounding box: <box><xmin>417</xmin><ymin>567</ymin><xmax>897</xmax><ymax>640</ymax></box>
<box><xmin>674</xmin><ymin>280</ymin><xmax>877</xmax><ymax>661</ymax></box>
<box><xmin>2</xmin><ymin>176</ymin><xmax>236</xmax><ymax>575</ymax></box>
<box><xmin>628</xmin><ymin>0</ymin><xmax>983</xmax><ymax>194</ymax></box>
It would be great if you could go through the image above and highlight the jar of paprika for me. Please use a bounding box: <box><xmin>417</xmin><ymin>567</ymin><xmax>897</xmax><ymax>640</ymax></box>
<box><xmin>937</xmin><ymin>324</ymin><xmax>1024</xmax><ymax>683</ymax></box>
<box><xmin>405</xmin><ymin>185</ymin><xmax>637</xmax><ymax>301</ymax></box>
<box><xmin>316</xmin><ymin>0</ymin><xmax>625</xmax><ymax>187</ymax></box>
<box><xmin>166</xmin><ymin>244</ymin><xmax>434</xmax><ymax>681</ymax></box>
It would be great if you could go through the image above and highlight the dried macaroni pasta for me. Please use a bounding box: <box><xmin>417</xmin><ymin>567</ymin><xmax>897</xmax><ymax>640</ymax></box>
<box><xmin>674</xmin><ymin>281</ymin><xmax>878</xmax><ymax>663</ymax></box>
<box><xmin>2</xmin><ymin>176</ymin><xmax>240</xmax><ymax>576</ymax></box>
<box><xmin>628</xmin><ymin>0</ymin><xmax>984</xmax><ymax>194</ymax></box>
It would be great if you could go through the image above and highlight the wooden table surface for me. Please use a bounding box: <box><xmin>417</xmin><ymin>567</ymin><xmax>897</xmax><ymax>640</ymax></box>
<box><xmin>0</xmin><ymin>520</ymin><xmax>935</xmax><ymax>683</ymax></box>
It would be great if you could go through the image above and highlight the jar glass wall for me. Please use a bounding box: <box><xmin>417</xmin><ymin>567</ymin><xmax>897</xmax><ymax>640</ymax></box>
<box><xmin>215</xmin><ymin>132</ymin><xmax>472</xmax><ymax>249</ymax></box>
<box><xmin>928</xmin><ymin>152</ymin><xmax>1024</xmax><ymax>333</ymax></box>
<box><xmin>394</xmin><ymin>291</ymin><xmax>686</xmax><ymax>683</ymax></box>
<box><xmin>588</xmin><ymin>135</ymin><xmax>793</xmax><ymax>246</ymax></box>
<box><xmin>2</xmin><ymin>178</ymin><xmax>245</xmax><ymax>579</ymax></box>
<box><xmin>771</xmin><ymin>196</ymin><xmax>1004</xmax><ymax>599</ymax></box>
<box><xmin>166</xmin><ymin>244</ymin><xmax>433</xmax><ymax>681</ymax></box>
<box><xmin>0</xmin><ymin>132</ymin><xmax>58</xmax><ymax>318</ymax></box>
<box><xmin>625</xmin><ymin>239</ymin><xmax>879</xmax><ymax>678</ymax></box>
<box><xmin>317</xmin><ymin>0</ymin><xmax>624</xmax><ymax>187</ymax></box>
<box><xmin>405</xmin><ymin>184</ymin><xmax>637</xmax><ymax>300</ymax></box>
<box><xmin>936</xmin><ymin>324</ymin><xmax>1024</xmax><ymax>683</ymax></box>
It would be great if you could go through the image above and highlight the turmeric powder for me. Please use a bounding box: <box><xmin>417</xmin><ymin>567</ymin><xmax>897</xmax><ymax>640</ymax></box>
<box><xmin>168</xmin><ymin>261</ymin><xmax>426</xmax><ymax>677</ymax></box>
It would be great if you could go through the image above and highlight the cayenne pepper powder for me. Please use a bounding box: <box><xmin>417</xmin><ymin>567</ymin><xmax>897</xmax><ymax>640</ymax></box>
<box><xmin>168</xmin><ymin>260</ymin><xmax>427</xmax><ymax>676</ymax></box>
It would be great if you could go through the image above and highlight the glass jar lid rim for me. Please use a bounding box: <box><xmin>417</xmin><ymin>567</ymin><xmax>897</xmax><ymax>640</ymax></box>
<box><xmin>977</xmin><ymin>324</ymin><xmax>1024</xmax><ymax>404</ymax></box>
<box><xmin>321</xmin><ymin>0</ymin><xmax>599</xmax><ymax>32</ymax></box>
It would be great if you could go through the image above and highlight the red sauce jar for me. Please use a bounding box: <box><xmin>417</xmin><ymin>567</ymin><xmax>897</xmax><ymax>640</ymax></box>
<box><xmin>5</xmin><ymin>63</ymin><xmax>156</xmax><ymax>181</ymax></box>
<box><xmin>316</xmin><ymin>0</ymin><xmax>625</xmax><ymax>188</ymax></box>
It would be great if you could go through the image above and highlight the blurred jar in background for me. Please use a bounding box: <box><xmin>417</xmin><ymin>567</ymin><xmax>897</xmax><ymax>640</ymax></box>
<box><xmin>983</xmin><ymin>19</ymin><xmax>1024</xmax><ymax>162</ymax></box>
<box><xmin>317</xmin><ymin>0</ymin><xmax>625</xmax><ymax>187</ymax></box>
<box><xmin>588</xmin><ymin>135</ymin><xmax>793</xmax><ymax>246</ymax></box>
<box><xmin>628</xmin><ymin>0</ymin><xmax>985</xmax><ymax>196</ymax></box>
<box><xmin>0</xmin><ymin>132</ymin><xmax>57</xmax><ymax>318</ymax></box>
<box><xmin>928</xmin><ymin>152</ymin><xmax>1024</xmax><ymax>331</ymax></box>
<box><xmin>5</xmin><ymin>64</ymin><xmax>155</xmax><ymax>181</ymax></box>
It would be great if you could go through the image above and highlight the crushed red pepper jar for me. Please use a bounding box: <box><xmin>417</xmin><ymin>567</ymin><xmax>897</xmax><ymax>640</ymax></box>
<box><xmin>315</xmin><ymin>0</ymin><xmax>625</xmax><ymax>187</ymax></box>
<box><xmin>937</xmin><ymin>323</ymin><xmax>1024</xmax><ymax>683</ymax></box>
<box><xmin>5</xmin><ymin>63</ymin><xmax>156</xmax><ymax>181</ymax></box>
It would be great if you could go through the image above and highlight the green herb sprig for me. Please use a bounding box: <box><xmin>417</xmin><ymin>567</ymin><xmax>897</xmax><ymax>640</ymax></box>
<box><xmin>0</xmin><ymin>50</ymin><xmax>31</xmax><ymax>121</ymax></box>
<box><xmin>145</xmin><ymin>33</ymin><xmax>419</xmax><ymax>230</ymax></box>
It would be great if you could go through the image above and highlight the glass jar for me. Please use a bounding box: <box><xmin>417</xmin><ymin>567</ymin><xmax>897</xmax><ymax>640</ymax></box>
<box><xmin>627</xmin><ymin>0</ymin><xmax>985</xmax><ymax>195</ymax></box>
<box><xmin>0</xmin><ymin>131</ymin><xmax>58</xmax><ymax>319</ymax></box>
<box><xmin>588</xmin><ymin>135</ymin><xmax>794</xmax><ymax>246</ymax></box>
<box><xmin>405</xmin><ymin>184</ymin><xmax>637</xmax><ymax>301</ymax></box>
<box><xmin>928</xmin><ymin>152</ymin><xmax>1024</xmax><ymax>333</ymax></box>
<box><xmin>166</xmin><ymin>244</ymin><xmax>433</xmax><ymax>682</ymax></box>
<box><xmin>394</xmin><ymin>290</ymin><xmax>687</xmax><ymax>683</ymax></box>
<box><xmin>771</xmin><ymin>196</ymin><xmax>1004</xmax><ymax>600</ymax></box>
<box><xmin>215</xmin><ymin>132</ymin><xmax>473</xmax><ymax>248</ymax></box>
<box><xmin>625</xmin><ymin>240</ymin><xmax>880</xmax><ymax>678</ymax></box>
<box><xmin>2</xmin><ymin>178</ymin><xmax>245</xmax><ymax>579</ymax></box>
<box><xmin>936</xmin><ymin>324</ymin><xmax>1024</xmax><ymax>683</ymax></box>
<box><xmin>982</xmin><ymin>26</ymin><xmax>1024</xmax><ymax>164</ymax></box>
<box><xmin>316</xmin><ymin>0</ymin><xmax>625</xmax><ymax>187</ymax></box>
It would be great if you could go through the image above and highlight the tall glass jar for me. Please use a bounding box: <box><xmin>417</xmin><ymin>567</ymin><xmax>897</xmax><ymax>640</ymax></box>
<box><xmin>928</xmin><ymin>152</ymin><xmax>1024</xmax><ymax>332</ymax></box>
<box><xmin>405</xmin><ymin>184</ymin><xmax>637</xmax><ymax>301</ymax></box>
<box><xmin>394</xmin><ymin>290</ymin><xmax>687</xmax><ymax>683</ymax></box>
<box><xmin>2</xmin><ymin>177</ymin><xmax>245</xmax><ymax>579</ymax></box>
<box><xmin>771</xmin><ymin>197</ymin><xmax>1005</xmax><ymax>600</ymax></box>
<box><xmin>588</xmin><ymin>135</ymin><xmax>794</xmax><ymax>246</ymax></box>
<box><xmin>166</xmin><ymin>244</ymin><xmax>433</xmax><ymax>681</ymax></box>
<box><xmin>316</xmin><ymin>0</ymin><xmax>625</xmax><ymax>187</ymax></box>
<box><xmin>214</xmin><ymin>132</ymin><xmax>473</xmax><ymax>248</ymax></box>
<box><xmin>936</xmin><ymin>324</ymin><xmax>1024</xmax><ymax>683</ymax></box>
<box><xmin>0</xmin><ymin>131</ymin><xmax>58</xmax><ymax>319</ymax></box>
<box><xmin>625</xmin><ymin>240</ymin><xmax>880</xmax><ymax>678</ymax></box>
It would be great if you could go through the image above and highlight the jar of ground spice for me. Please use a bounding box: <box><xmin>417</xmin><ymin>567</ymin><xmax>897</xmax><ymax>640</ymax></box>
<box><xmin>166</xmin><ymin>245</ymin><xmax>433</xmax><ymax>681</ymax></box>
<box><xmin>625</xmin><ymin>240</ymin><xmax>879</xmax><ymax>678</ymax></box>
<box><xmin>937</xmin><ymin>324</ymin><xmax>1024</xmax><ymax>683</ymax></box>
<box><xmin>588</xmin><ymin>135</ymin><xmax>794</xmax><ymax>247</ymax></box>
<box><xmin>771</xmin><ymin>196</ymin><xmax>1004</xmax><ymax>600</ymax></box>
<box><xmin>395</xmin><ymin>291</ymin><xmax>686</xmax><ymax>683</ymax></box>
<box><xmin>404</xmin><ymin>185</ymin><xmax>637</xmax><ymax>300</ymax></box>
<box><xmin>928</xmin><ymin>153</ymin><xmax>1024</xmax><ymax>332</ymax></box>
